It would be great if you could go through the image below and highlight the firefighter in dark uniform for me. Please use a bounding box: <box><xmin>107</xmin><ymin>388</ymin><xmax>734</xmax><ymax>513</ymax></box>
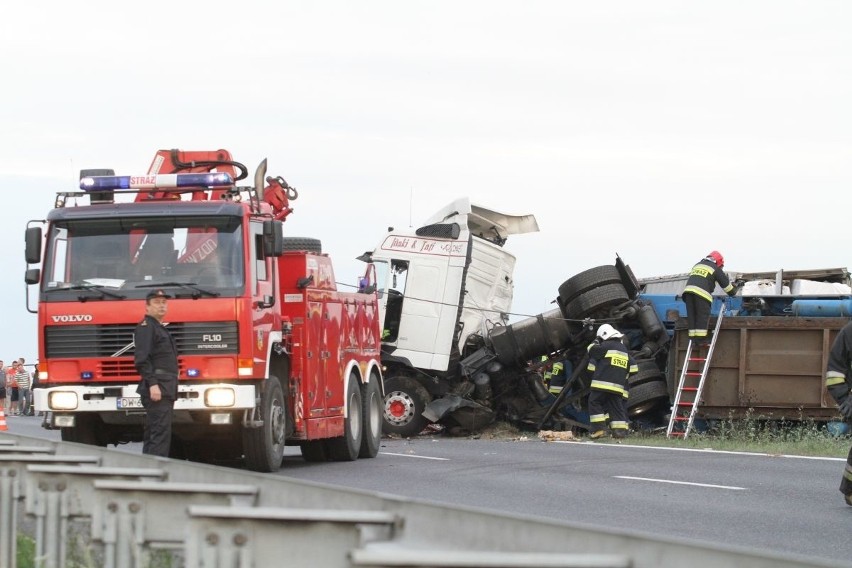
<box><xmin>134</xmin><ymin>289</ymin><xmax>178</xmax><ymax>457</ymax></box>
<box><xmin>682</xmin><ymin>251</ymin><xmax>737</xmax><ymax>342</ymax></box>
<box><xmin>586</xmin><ymin>324</ymin><xmax>638</xmax><ymax>439</ymax></box>
<box><xmin>824</xmin><ymin>320</ymin><xmax>852</xmax><ymax>506</ymax></box>
<box><xmin>541</xmin><ymin>355</ymin><xmax>565</xmax><ymax>396</ymax></box>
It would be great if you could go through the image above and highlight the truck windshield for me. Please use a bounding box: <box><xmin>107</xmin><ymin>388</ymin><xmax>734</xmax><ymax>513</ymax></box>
<box><xmin>41</xmin><ymin>215</ymin><xmax>244</xmax><ymax>300</ymax></box>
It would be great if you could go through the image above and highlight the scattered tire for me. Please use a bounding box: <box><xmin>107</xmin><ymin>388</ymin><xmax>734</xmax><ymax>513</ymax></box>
<box><xmin>564</xmin><ymin>283</ymin><xmax>630</xmax><ymax>320</ymax></box>
<box><xmin>282</xmin><ymin>237</ymin><xmax>322</xmax><ymax>253</ymax></box>
<box><xmin>628</xmin><ymin>359</ymin><xmax>665</xmax><ymax>388</ymax></box>
<box><xmin>627</xmin><ymin>379</ymin><xmax>669</xmax><ymax>417</ymax></box>
<box><xmin>557</xmin><ymin>266</ymin><xmax>623</xmax><ymax>310</ymax></box>
<box><xmin>444</xmin><ymin>405</ymin><xmax>496</xmax><ymax>436</ymax></box>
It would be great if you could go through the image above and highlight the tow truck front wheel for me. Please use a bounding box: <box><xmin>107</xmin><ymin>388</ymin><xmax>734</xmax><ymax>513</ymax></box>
<box><xmin>382</xmin><ymin>376</ymin><xmax>431</xmax><ymax>438</ymax></box>
<box><xmin>243</xmin><ymin>377</ymin><xmax>286</xmax><ymax>473</ymax></box>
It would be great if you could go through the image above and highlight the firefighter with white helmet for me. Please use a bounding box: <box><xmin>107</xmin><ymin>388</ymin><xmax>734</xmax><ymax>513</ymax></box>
<box><xmin>682</xmin><ymin>251</ymin><xmax>737</xmax><ymax>343</ymax></box>
<box><xmin>585</xmin><ymin>324</ymin><xmax>637</xmax><ymax>439</ymax></box>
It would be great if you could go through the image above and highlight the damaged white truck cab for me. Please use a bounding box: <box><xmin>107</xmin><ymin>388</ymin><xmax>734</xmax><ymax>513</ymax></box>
<box><xmin>362</xmin><ymin>198</ymin><xmax>539</xmax><ymax>437</ymax></box>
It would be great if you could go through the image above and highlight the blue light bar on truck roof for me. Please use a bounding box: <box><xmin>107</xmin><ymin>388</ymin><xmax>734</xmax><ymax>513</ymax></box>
<box><xmin>79</xmin><ymin>172</ymin><xmax>234</xmax><ymax>191</ymax></box>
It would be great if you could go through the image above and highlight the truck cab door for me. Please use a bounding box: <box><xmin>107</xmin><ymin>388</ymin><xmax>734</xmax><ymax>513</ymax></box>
<box><xmin>249</xmin><ymin>222</ymin><xmax>275</xmax><ymax>365</ymax></box>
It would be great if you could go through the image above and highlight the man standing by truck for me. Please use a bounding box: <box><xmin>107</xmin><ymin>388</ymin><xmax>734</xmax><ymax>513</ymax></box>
<box><xmin>682</xmin><ymin>251</ymin><xmax>737</xmax><ymax>343</ymax></box>
<box><xmin>134</xmin><ymin>289</ymin><xmax>178</xmax><ymax>457</ymax></box>
<box><xmin>824</xmin><ymin>320</ymin><xmax>852</xmax><ymax>505</ymax></box>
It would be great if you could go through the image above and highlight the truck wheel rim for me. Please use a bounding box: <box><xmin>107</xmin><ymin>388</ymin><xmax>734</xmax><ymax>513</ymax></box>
<box><xmin>385</xmin><ymin>391</ymin><xmax>414</xmax><ymax>425</ymax></box>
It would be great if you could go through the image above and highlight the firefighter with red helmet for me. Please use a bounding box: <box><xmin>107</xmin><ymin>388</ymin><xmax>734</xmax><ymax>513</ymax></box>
<box><xmin>586</xmin><ymin>324</ymin><xmax>638</xmax><ymax>439</ymax></box>
<box><xmin>682</xmin><ymin>251</ymin><xmax>737</xmax><ymax>342</ymax></box>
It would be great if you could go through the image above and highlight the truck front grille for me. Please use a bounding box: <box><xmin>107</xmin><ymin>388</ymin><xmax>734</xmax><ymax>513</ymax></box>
<box><xmin>45</xmin><ymin>321</ymin><xmax>240</xmax><ymax>358</ymax></box>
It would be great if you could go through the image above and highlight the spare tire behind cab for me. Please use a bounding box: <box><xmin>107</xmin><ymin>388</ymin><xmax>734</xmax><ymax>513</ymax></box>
<box><xmin>282</xmin><ymin>237</ymin><xmax>322</xmax><ymax>253</ymax></box>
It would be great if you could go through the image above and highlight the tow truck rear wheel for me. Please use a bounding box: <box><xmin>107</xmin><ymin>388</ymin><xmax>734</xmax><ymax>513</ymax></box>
<box><xmin>243</xmin><ymin>377</ymin><xmax>286</xmax><ymax>472</ymax></box>
<box><xmin>382</xmin><ymin>375</ymin><xmax>431</xmax><ymax>438</ymax></box>
<box><xmin>327</xmin><ymin>372</ymin><xmax>364</xmax><ymax>461</ymax></box>
<box><xmin>359</xmin><ymin>373</ymin><xmax>383</xmax><ymax>458</ymax></box>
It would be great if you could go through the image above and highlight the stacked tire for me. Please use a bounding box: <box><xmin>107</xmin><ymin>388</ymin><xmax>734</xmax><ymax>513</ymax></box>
<box><xmin>627</xmin><ymin>359</ymin><xmax>669</xmax><ymax>418</ymax></box>
<box><xmin>557</xmin><ymin>265</ymin><xmax>630</xmax><ymax>321</ymax></box>
<box><xmin>557</xmin><ymin>264</ymin><xmax>670</xmax><ymax>419</ymax></box>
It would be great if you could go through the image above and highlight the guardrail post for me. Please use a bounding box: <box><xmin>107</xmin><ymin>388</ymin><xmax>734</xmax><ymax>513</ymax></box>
<box><xmin>184</xmin><ymin>506</ymin><xmax>400</xmax><ymax>568</ymax></box>
<box><xmin>92</xmin><ymin>480</ymin><xmax>259</xmax><ymax>568</ymax></box>
<box><xmin>0</xmin><ymin>452</ymin><xmax>100</xmax><ymax>568</ymax></box>
<box><xmin>25</xmin><ymin>465</ymin><xmax>167</xmax><ymax>568</ymax></box>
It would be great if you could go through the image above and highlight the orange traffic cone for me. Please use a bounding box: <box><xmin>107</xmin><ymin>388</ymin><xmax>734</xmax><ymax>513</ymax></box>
<box><xmin>0</xmin><ymin>408</ymin><xmax>7</xmax><ymax>432</ymax></box>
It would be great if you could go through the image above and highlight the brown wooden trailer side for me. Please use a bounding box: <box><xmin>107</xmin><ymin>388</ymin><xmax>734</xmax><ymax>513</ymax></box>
<box><xmin>670</xmin><ymin>316</ymin><xmax>851</xmax><ymax>421</ymax></box>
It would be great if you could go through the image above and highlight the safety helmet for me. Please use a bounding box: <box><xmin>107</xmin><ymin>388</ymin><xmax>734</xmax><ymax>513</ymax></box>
<box><xmin>596</xmin><ymin>323</ymin><xmax>624</xmax><ymax>341</ymax></box>
<box><xmin>707</xmin><ymin>250</ymin><xmax>724</xmax><ymax>268</ymax></box>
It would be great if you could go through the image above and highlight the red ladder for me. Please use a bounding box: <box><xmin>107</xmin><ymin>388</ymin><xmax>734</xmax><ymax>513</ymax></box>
<box><xmin>666</xmin><ymin>305</ymin><xmax>726</xmax><ymax>439</ymax></box>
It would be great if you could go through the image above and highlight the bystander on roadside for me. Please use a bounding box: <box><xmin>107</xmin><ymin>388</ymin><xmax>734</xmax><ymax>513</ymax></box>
<box><xmin>6</xmin><ymin>362</ymin><xmax>18</xmax><ymax>416</ymax></box>
<box><xmin>16</xmin><ymin>358</ymin><xmax>33</xmax><ymax>416</ymax></box>
<box><xmin>30</xmin><ymin>360</ymin><xmax>40</xmax><ymax>416</ymax></box>
<box><xmin>0</xmin><ymin>361</ymin><xmax>6</xmax><ymax>415</ymax></box>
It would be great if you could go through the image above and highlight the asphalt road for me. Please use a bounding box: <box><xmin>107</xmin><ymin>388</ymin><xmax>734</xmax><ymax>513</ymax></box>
<box><xmin>277</xmin><ymin>435</ymin><xmax>852</xmax><ymax>566</ymax></box>
<box><xmin>8</xmin><ymin>415</ymin><xmax>852</xmax><ymax>565</ymax></box>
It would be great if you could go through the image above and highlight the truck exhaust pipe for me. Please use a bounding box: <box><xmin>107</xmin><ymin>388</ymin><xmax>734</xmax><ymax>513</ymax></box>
<box><xmin>254</xmin><ymin>158</ymin><xmax>268</xmax><ymax>199</ymax></box>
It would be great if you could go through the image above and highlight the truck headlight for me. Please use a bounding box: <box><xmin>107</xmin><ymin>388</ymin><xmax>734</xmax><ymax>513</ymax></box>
<box><xmin>49</xmin><ymin>391</ymin><xmax>79</xmax><ymax>410</ymax></box>
<box><xmin>205</xmin><ymin>388</ymin><xmax>235</xmax><ymax>407</ymax></box>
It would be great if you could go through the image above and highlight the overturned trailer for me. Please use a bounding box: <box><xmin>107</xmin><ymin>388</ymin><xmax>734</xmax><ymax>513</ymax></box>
<box><xmin>644</xmin><ymin>267</ymin><xmax>852</xmax><ymax>424</ymax></box>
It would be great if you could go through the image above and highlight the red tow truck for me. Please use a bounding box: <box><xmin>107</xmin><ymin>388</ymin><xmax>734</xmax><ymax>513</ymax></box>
<box><xmin>25</xmin><ymin>149</ymin><xmax>383</xmax><ymax>472</ymax></box>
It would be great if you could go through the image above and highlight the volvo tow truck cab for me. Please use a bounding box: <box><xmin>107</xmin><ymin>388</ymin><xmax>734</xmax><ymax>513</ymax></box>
<box><xmin>25</xmin><ymin>149</ymin><xmax>383</xmax><ymax>472</ymax></box>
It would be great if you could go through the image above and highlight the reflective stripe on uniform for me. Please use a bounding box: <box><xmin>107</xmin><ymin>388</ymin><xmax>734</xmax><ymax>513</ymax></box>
<box><xmin>590</xmin><ymin>380</ymin><xmax>627</xmax><ymax>396</ymax></box>
<box><xmin>826</xmin><ymin>372</ymin><xmax>847</xmax><ymax>387</ymax></box>
<box><xmin>589</xmin><ymin>413</ymin><xmax>608</xmax><ymax>424</ymax></box>
<box><xmin>683</xmin><ymin>285</ymin><xmax>712</xmax><ymax>302</ymax></box>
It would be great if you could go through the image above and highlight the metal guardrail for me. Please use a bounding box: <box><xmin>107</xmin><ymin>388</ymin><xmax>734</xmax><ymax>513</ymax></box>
<box><xmin>0</xmin><ymin>432</ymin><xmax>846</xmax><ymax>568</ymax></box>
<box><xmin>26</xmin><ymin>464</ymin><xmax>168</xmax><ymax>568</ymax></box>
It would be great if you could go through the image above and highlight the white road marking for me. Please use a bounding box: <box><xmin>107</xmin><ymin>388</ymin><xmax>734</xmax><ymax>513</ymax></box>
<box><xmin>381</xmin><ymin>452</ymin><xmax>449</xmax><ymax>460</ymax></box>
<box><xmin>561</xmin><ymin>440</ymin><xmax>846</xmax><ymax>461</ymax></box>
<box><xmin>615</xmin><ymin>475</ymin><xmax>746</xmax><ymax>490</ymax></box>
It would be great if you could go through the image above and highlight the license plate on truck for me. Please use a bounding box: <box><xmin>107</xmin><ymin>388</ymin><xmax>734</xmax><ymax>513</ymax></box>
<box><xmin>117</xmin><ymin>397</ymin><xmax>143</xmax><ymax>409</ymax></box>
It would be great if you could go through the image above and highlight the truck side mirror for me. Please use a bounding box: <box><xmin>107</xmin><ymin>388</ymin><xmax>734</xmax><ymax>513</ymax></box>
<box><xmin>262</xmin><ymin>220</ymin><xmax>284</xmax><ymax>256</ymax></box>
<box><xmin>25</xmin><ymin>268</ymin><xmax>40</xmax><ymax>285</ymax></box>
<box><xmin>25</xmin><ymin>227</ymin><xmax>42</xmax><ymax>264</ymax></box>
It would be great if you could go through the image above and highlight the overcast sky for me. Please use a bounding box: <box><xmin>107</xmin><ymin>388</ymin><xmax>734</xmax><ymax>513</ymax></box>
<box><xmin>1</xmin><ymin>1</ymin><xmax>850</xmax><ymax>363</ymax></box>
